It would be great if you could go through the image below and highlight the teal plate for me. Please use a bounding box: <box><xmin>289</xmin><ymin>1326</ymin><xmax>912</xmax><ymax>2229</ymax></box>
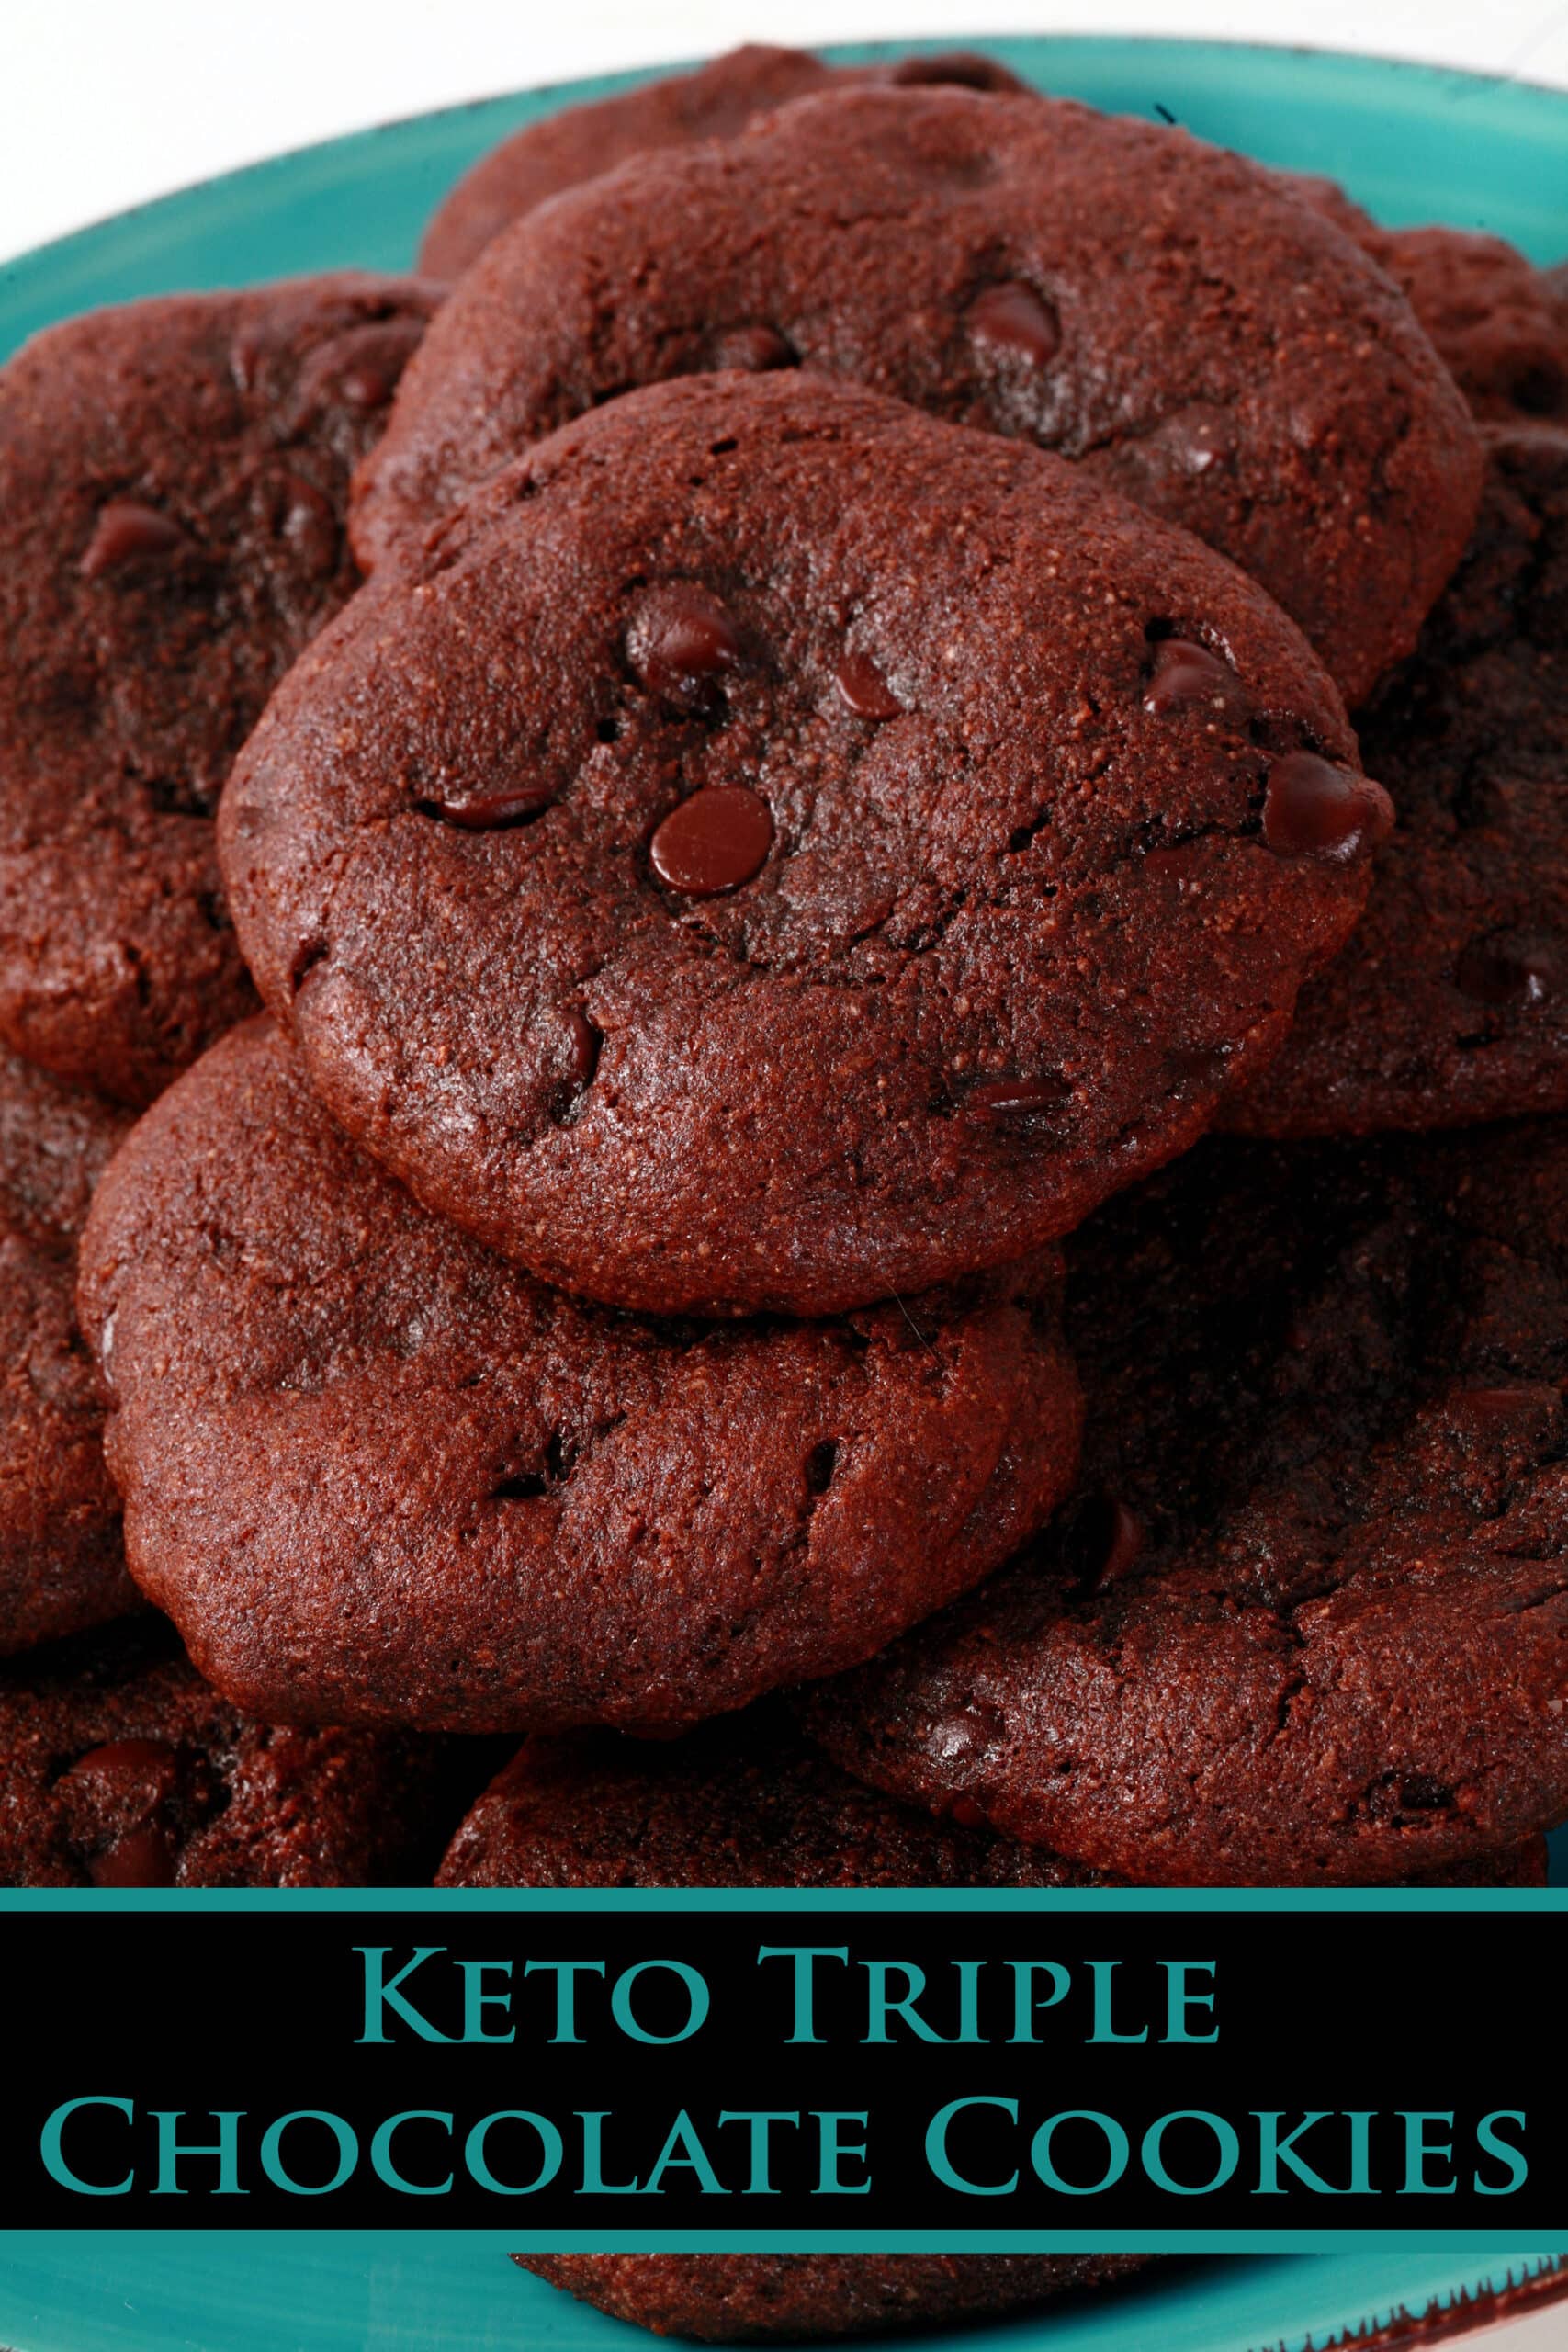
<box><xmin>0</xmin><ymin>38</ymin><xmax>1565</xmax><ymax>2347</ymax></box>
<box><xmin>0</xmin><ymin>2242</ymin><xmax>1564</xmax><ymax>2352</ymax></box>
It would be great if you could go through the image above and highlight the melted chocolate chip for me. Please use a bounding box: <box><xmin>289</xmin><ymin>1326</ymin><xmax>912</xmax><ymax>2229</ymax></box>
<box><xmin>649</xmin><ymin>785</ymin><xmax>774</xmax><ymax>898</ymax></box>
<box><xmin>627</xmin><ymin>583</ymin><xmax>744</xmax><ymax>707</ymax></box>
<box><xmin>715</xmin><ymin>325</ymin><xmax>797</xmax><ymax>373</ymax></box>
<box><xmin>91</xmin><ymin>1824</ymin><xmax>178</xmax><ymax>1888</ymax></box>
<box><xmin>1455</xmin><ymin>927</ymin><xmax>1563</xmax><ymax>1010</ymax></box>
<box><xmin>966</xmin><ymin>281</ymin><xmax>1061</xmax><ymax>368</ymax></box>
<box><xmin>967</xmin><ymin>1075</ymin><xmax>1072</xmax><ymax>1118</ymax></box>
<box><xmin>562</xmin><ymin>1008</ymin><xmax>602</xmax><ymax>1091</ymax></box>
<box><xmin>1261</xmin><ymin>752</ymin><xmax>1394</xmax><ymax>865</ymax></box>
<box><xmin>890</xmin><ymin>51</ymin><xmax>1020</xmax><ymax>89</ymax></box>
<box><xmin>1143</xmin><ymin>637</ymin><xmax>1249</xmax><ymax>718</ymax></box>
<box><xmin>79</xmin><ymin>502</ymin><xmax>187</xmax><ymax>578</ymax></box>
<box><xmin>1452</xmin><ymin>1383</ymin><xmax>1561</xmax><ymax>1419</ymax></box>
<box><xmin>834</xmin><ymin>650</ymin><xmax>902</xmax><ymax>720</ymax></box>
<box><xmin>419</xmin><ymin>784</ymin><xmax>557</xmax><ymax>831</ymax></box>
<box><xmin>927</xmin><ymin>1702</ymin><xmax>1005</xmax><ymax>1763</ymax></box>
<box><xmin>268</xmin><ymin>469</ymin><xmax>340</xmax><ymax>577</ymax></box>
<box><xmin>68</xmin><ymin>1736</ymin><xmax>178</xmax><ymax>1792</ymax></box>
<box><xmin>1099</xmin><ymin>1499</ymin><xmax>1146</xmax><ymax>1585</ymax></box>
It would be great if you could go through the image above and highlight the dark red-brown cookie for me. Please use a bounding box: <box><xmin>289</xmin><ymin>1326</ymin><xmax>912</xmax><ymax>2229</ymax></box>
<box><xmin>227</xmin><ymin>372</ymin><xmax>1382</xmax><ymax>1318</ymax></box>
<box><xmin>355</xmin><ymin>85</ymin><xmax>1483</xmax><ymax>705</ymax></box>
<box><xmin>1</xmin><ymin>1051</ymin><xmax>137</xmax><ymax>1656</ymax></box>
<box><xmin>437</xmin><ymin>1709</ymin><xmax>1547</xmax><ymax>1888</ymax></box>
<box><xmin>0</xmin><ymin>1619</ymin><xmax>474</xmax><ymax>1886</ymax></box>
<box><xmin>514</xmin><ymin>2256</ymin><xmax>1155</xmax><ymax>2341</ymax></box>
<box><xmin>1375</xmin><ymin>227</ymin><xmax>1568</xmax><ymax>428</ymax></box>
<box><xmin>1227</xmin><ymin>428</ymin><xmax>1568</xmax><ymax>1136</ymax></box>
<box><xmin>0</xmin><ymin>273</ymin><xmax>441</xmax><ymax>1105</ymax></box>
<box><xmin>804</xmin><ymin>1124</ymin><xmax>1568</xmax><ymax>1885</ymax></box>
<box><xmin>421</xmin><ymin>45</ymin><xmax>1034</xmax><ymax>277</ymax></box>
<box><xmin>77</xmin><ymin>1017</ymin><xmax>1082</xmax><ymax>1734</ymax></box>
<box><xmin>437</xmin><ymin>1705</ymin><xmax>1103</xmax><ymax>1887</ymax></box>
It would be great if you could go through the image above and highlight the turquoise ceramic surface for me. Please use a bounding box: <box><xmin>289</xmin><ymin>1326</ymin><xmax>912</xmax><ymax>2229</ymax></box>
<box><xmin>0</xmin><ymin>37</ymin><xmax>1564</xmax><ymax>2347</ymax></box>
<box><xmin>0</xmin><ymin>2242</ymin><xmax>1563</xmax><ymax>2352</ymax></box>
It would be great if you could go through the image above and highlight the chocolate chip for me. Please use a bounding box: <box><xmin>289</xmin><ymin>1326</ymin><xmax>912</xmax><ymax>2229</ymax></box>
<box><xmin>1451</xmin><ymin>1383</ymin><xmax>1560</xmax><ymax>1419</ymax></box>
<box><xmin>562</xmin><ymin>1008</ymin><xmax>602</xmax><ymax>1091</ymax></box>
<box><xmin>1455</xmin><ymin>927</ymin><xmax>1562</xmax><ymax>1009</ymax></box>
<box><xmin>649</xmin><ymin>785</ymin><xmax>774</xmax><ymax>898</ymax></box>
<box><xmin>834</xmin><ymin>650</ymin><xmax>902</xmax><ymax>720</ymax></box>
<box><xmin>68</xmin><ymin>1736</ymin><xmax>178</xmax><ymax>1795</ymax></box>
<box><xmin>418</xmin><ymin>784</ymin><xmax>557</xmax><ymax>831</ymax></box>
<box><xmin>90</xmin><ymin>1825</ymin><xmax>178</xmax><ymax>1889</ymax></box>
<box><xmin>267</xmin><ymin>469</ymin><xmax>340</xmax><ymax>577</ymax></box>
<box><xmin>79</xmin><ymin>501</ymin><xmax>187</xmax><ymax>578</ymax></box>
<box><xmin>966</xmin><ymin>281</ymin><xmax>1061</xmax><ymax>367</ymax></box>
<box><xmin>715</xmin><ymin>325</ymin><xmax>797</xmax><ymax>373</ymax></box>
<box><xmin>890</xmin><ymin>51</ymin><xmax>1018</xmax><ymax>88</ymax></box>
<box><xmin>627</xmin><ymin>583</ymin><xmax>744</xmax><ymax>707</ymax></box>
<box><xmin>967</xmin><ymin>1075</ymin><xmax>1072</xmax><ymax>1118</ymax></box>
<box><xmin>928</xmin><ymin>1702</ymin><xmax>1005</xmax><ymax>1763</ymax></box>
<box><xmin>1143</xmin><ymin>637</ymin><xmax>1249</xmax><ymax>718</ymax></box>
<box><xmin>1095</xmin><ymin>1498</ymin><xmax>1146</xmax><ymax>1586</ymax></box>
<box><xmin>1261</xmin><ymin>752</ymin><xmax>1394</xmax><ymax>865</ymax></box>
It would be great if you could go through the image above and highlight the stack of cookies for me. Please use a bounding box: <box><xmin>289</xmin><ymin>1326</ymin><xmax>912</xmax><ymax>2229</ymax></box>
<box><xmin>2</xmin><ymin>45</ymin><xmax>1565</xmax><ymax>1894</ymax></box>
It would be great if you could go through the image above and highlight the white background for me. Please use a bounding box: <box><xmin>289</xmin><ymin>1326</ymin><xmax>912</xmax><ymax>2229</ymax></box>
<box><xmin>2</xmin><ymin>11</ymin><xmax>1564</xmax><ymax>2341</ymax></box>
<box><xmin>4</xmin><ymin>0</ymin><xmax>1568</xmax><ymax>261</ymax></box>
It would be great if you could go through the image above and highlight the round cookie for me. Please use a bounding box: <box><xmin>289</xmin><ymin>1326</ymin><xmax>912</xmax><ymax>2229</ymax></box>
<box><xmin>1</xmin><ymin>1051</ymin><xmax>136</xmax><ymax>1656</ymax></box>
<box><xmin>437</xmin><ymin>1707</ymin><xmax>1103</xmax><ymax>1887</ymax></box>
<box><xmin>438</xmin><ymin>1711</ymin><xmax>1547</xmax><ymax>1889</ymax></box>
<box><xmin>804</xmin><ymin>1124</ymin><xmax>1568</xmax><ymax>1885</ymax></box>
<box><xmin>0</xmin><ymin>1620</ymin><xmax>471</xmax><ymax>1886</ymax></box>
<box><xmin>514</xmin><ymin>2256</ymin><xmax>1154</xmax><ymax>2341</ymax></box>
<box><xmin>421</xmin><ymin>45</ymin><xmax>1034</xmax><ymax>277</ymax></box>
<box><xmin>77</xmin><ymin>1017</ymin><xmax>1082</xmax><ymax>1735</ymax></box>
<box><xmin>1227</xmin><ymin>428</ymin><xmax>1568</xmax><ymax>1136</ymax></box>
<box><xmin>0</xmin><ymin>273</ymin><xmax>440</xmax><ymax>1104</ymax></box>
<box><xmin>227</xmin><ymin>372</ymin><xmax>1382</xmax><ymax>1318</ymax></box>
<box><xmin>354</xmin><ymin>85</ymin><xmax>1483</xmax><ymax>705</ymax></box>
<box><xmin>1373</xmin><ymin>227</ymin><xmax>1568</xmax><ymax>428</ymax></box>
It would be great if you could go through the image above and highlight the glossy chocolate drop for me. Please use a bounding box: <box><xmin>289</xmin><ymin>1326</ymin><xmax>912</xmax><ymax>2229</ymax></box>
<box><xmin>80</xmin><ymin>501</ymin><xmax>187</xmax><ymax>578</ymax></box>
<box><xmin>967</xmin><ymin>281</ymin><xmax>1061</xmax><ymax>367</ymax></box>
<box><xmin>420</xmin><ymin>784</ymin><xmax>556</xmax><ymax>831</ymax></box>
<box><xmin>928</xmin><ymin>1702</ymin><xmax>1005</xmax><ymax>1764</ymax></box>
<box><xmin>967</xmin><ymin>1075</ymin><xmax>1071</xmax><ymax>1118</ymax></box>
<box><xmin>562</xmin><ymin>1007</ymin><xmax>602</xmax><ymax>1090</ymax></box>
<box><xmin>1096</xmin><ymin>1498</ymin><xmax>1146</xmax><ymax>1587</ymax></box>
<box><xmin>627</xmin><ymin>583</ymin><xmax>744</xmax><ymax>706</ymax></box>
<box><xmin>834</xmin><ymin>650</ymin><xmax>902</xmax><ymax>721</ymax></box>
<box><xmin>716</xmin><ymin>324</ymin><xmax>796</xmax><ymax>373</ymax></box>
<box><xmin>1143</xmin><ymin>637</ymin><xmax>1248</xmax><ymax>718</ymax></box>
<box><xmin>649</xmin><ymin>785</ymin><xmax>773</xmax><ymax>898</ymax></box>
<box><xmin>1455</xmin><ymin>928</ymin><xmax>1562</xmax><ymax>1010</ymax></box>
<box><xmin>90</xmin><ymin>1824</ymin><xmax>178</xmax><ymax>1889</ymax></box>
<box><xmin>1262</xmin><ymin>752</ymin><xmax>1393</xmax><ymax>865</ymax></box>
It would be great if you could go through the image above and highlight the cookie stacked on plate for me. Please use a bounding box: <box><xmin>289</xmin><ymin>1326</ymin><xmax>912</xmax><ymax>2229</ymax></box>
<box><xmin>1</xmin><ymin>43</ymin><xmax>1564</xmax><ymax>1897</ymax></box>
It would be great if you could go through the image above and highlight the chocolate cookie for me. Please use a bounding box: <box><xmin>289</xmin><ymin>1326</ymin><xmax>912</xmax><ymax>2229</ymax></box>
<box><xmin>1227</xmin><ymin>428</ymin><xmax>1568</xmax><ymax>1136</ymax></box>
<box><xmin>228</xmin><ymin>372</ymin><xmax>1382</xmax><ymax>1317</ymax></box>
<box><xmin>437</xmin><ymin>1711</ymin><xmax>1547</xmax><ymax>1888</ymax></box>
<box><xmin>0</xmin><ymin>1619</ymin><xmax>468</xmax><ymax>1886</ymax></box>
<box><xmin>804</xmin><ymin>1124</ymin><xmax>1568</xmax><ymax>1884</ymax></box>
<box><xmin>437</xmin><ymin>1706</ymin><xmax>1102</xmax><ymax>1887</ymax></box>
<box><xmin>355</xmin><ymin>85</ymin><xmax>1483</xmax><ymax>704</ymax></box>
<box><xmin>0</xmin><ymin>273</ymin><xmax>440</xmax><ymax>1104</ymax></box>
<box><xmin>1</xmin><ymin>1052</ymin><xmax>136</xmax><ymax>1656</ymax></box>
<box><xmin>1374</xmin><ymin>227</ymin><xmax>1568</xmax><ymax>428</ymax></box>
<box><xmin>421</xmin><ymin>45</ymin><xmax>1034</xmax><ymax>277</ymax></box>
<box><xmin>514</xmin><ymin>2256</ymin><xmax>1154</xmax><ymax>2341</ymax></box>
<box><xmin>77</xmin><ymin>1017</ymin><xmax>1081</xmax><ymax>1734</ymax></box>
